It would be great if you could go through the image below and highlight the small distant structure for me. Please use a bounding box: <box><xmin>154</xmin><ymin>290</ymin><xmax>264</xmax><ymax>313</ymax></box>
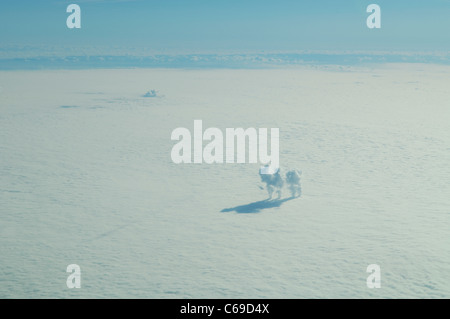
<box><xmin>143</xmin><ymin>89</ymin><xmax>158</xmax><ymax>98</ymax></box>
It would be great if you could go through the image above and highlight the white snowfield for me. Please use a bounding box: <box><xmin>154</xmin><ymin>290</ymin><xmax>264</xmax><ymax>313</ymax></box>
<box><xmin>0</xmin><ymin>65</ymin><xmax>449</xmax><ymax>298</ymax></box>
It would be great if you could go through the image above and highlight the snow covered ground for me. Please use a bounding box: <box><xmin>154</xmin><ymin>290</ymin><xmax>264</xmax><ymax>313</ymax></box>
<box><xmin>0</xmin><ymin>65</ymin><xmax>449</xmax><ymax>298</ymax></box>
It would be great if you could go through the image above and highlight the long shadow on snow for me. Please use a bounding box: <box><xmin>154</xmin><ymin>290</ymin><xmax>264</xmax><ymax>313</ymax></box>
<box><xmin>221</xmin><ymin>196</ymin><xmax>297</xmax><ymax>214</ymax></box>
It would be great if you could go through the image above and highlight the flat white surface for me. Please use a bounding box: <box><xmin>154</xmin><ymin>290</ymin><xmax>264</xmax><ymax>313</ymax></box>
<box><xmin>0</xmin><ymin>65</ymin><xmax>449</xmax><ymax>298</ymax></box>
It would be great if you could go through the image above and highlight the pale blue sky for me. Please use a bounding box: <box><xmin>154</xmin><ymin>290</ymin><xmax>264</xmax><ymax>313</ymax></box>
<box><xmin>1</xmin><ymin>0</ymin><xmax>450</xmax><ymax>53</ymax></box>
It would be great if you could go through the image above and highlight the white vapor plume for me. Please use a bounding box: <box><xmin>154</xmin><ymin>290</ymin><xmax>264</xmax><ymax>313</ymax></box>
<box><xmin>286</xmin><ymin>169</ymin><xmax>302</xmax><ymax>198</ymax></box>
<box><xmin>259</xmin><ymin>167</ymin><xmax>302</xmax><ymax>199</ymax></box>
<box><xmin>259</xmin><ymin>166</ymin><xmax>284</xmax><ymax>199</ymax></box>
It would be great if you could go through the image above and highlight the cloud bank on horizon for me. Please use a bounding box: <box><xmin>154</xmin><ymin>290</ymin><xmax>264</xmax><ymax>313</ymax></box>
<box><xmin>2</xmin><ymin>51</ymin><xmax>450</xmax><ymax>70</ymax></box>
